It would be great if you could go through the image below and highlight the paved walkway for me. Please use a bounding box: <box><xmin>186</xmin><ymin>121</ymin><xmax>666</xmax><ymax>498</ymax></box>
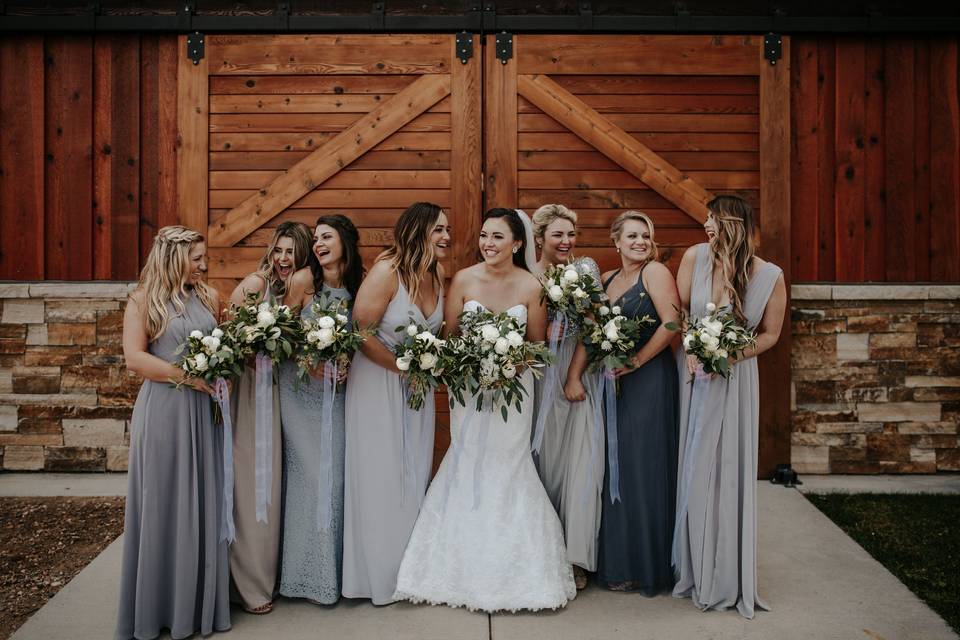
<box><xmin>6</xmin><ymin>476</ymin><xmax>958</xmax><ymax>640</ymax></box>
<box><xmin>798</xmin><ymin>473</ymin><xmax>960</xmax><ymax>494</ymax></box>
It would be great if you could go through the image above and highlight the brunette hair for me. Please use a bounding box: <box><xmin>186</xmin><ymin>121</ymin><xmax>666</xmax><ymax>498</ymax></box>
<box><xmin>481</xmin><ymin>208</ymin><xmax>529</xmax><ymax>271</ymax></box>
<box><xmin>377</xmin><ymin>202</ymin><xmax>444</xmax><ymax>302</ymax></box>
<box><xmin>706</xmin><ymin>195</ymin><xmax>756</xmax><ymax>324</ymax></box>
<box><xmin>311</xmin><ymin>214</ymin><xmax>365</xmax><ymax>299</ymax></box>
<box><xmin>257</xmin><ymin>221</ymin><xmax>314</xmax><ymax>299</ymax></box>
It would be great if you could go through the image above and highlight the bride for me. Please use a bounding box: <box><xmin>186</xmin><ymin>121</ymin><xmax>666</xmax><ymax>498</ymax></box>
<box><xmin>393</xmin><ymin>208</ymin><xmax>577</xmax><ymax>612</ymax></box>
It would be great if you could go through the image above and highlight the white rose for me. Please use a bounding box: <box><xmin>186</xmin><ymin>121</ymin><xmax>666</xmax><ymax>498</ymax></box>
<box><xmin>211</xmin><ymin>328</ymin><xmax>224</xmax><ymax>339</ymax></box>
<box><xmin>480</xmin><ymin>356</ymin><xmax>497</xmax><ymax>376</ymax></box>
<box><xmin>682</xmin><ymin>334</ymin><xmax>695</xmax><ymax>349</ymax></box>
<box><xmin>193</xmin><ymin>352</ymin><xmax>208</xmax><ymax>371</ymax></box>
<box><xmin>726</xmin><ymin>330</ymin><xmax>738</xmax><ymax>341</ymax></box>
<box><xmin>256</xmin><ymin>309</ymin><xmax>276</xmax><ymax>327</ymax></box>
<box><xmin>494</xmin><ymin>337</ymin><xmax>510</xmax><ymax>355</ymax></box>
<box><xmin>481</xmin><ymin>324</ymin><xmax>500</xmax><ymax>343</ymax></box>
<box><xmin>562</xmin><ymin>268</ymin><xmax>579</xmax><ymax>283</ymax></box>
<box><xmin>416</xmin><ymin>331</ymin><xmax>437</xmax><ymax>344</ymax></box>
<box><xmin>190</xmin><ymin>330</ymin><xmax>203</xmax><ymax>339</ymax></box>
<box><xmin>573</xmin><ymin>287</ymin><xmax>587</xmax><ymax>299</ymax></box>
<box><xmin>547</xmin><ymin>284</ymin><xmax>564</xmax><ymax>302</ymax></box>
<box><xmin>718</xmin><ymin>349</ymin><xmax>729</xmax><ymax>359</ymax></box>
<box><xmin>220</xmin><ymin>346</ymin><xmax>233</xmax><ymax>356</ymax></box>
<box><xmin>598</xmin><ymin>306</ymin><xmax>610</xmax><ymax>316</ymax></box>
<box><xmin>316</xmin><ymin>315</ymin><xmax>336</xmax><ymax>329</ymax></box>
<box><xmin>244</xmin><ymin>325</ymin><xmax>258</xmax><ymax>342</ymax></box>
<box><xmin>396</xmin><ymin>356</ymin><xmax>411</xmax><ymax>372</ymax></box>
<box><xmin>306</xmin><ymin>330</ymin><xmax>321</xmax><ymax>344</ymax></box>
<box><xmin>506</xmin><ymin>331</ymin><xmax>523</xmax><ymax>347</ymax></box>
<box><xmin>317</xmin><ymin>327</ymin><xmax>335</xmax><ymax>345</ymax></box>
<box><xmin>704</xmin><ymin>319</ymin><xmax>723</xmax><ymax>337</ymax></box>
<box><xmin>418</xmin><ymin>352</ymin><xmax>438</xmax><ymax>371</ymax></box>
<box><xmin>336</xmin><ymin>314</ymin><xmax>348</xmax><ymax>324</ymax></box>
<box><xmin>501</xmin><ymin>362</ymin><xmax>517</xmax><ymax>379</ymax></box>
<box><xmin>705</xmin><ymin>302</ymin><xmax>717</xmax><ymax>313</ymax></box>
<box><xmin>601</xmin><ymin>340</ymin><xmax>613</xmax><ymax>351</ymax></box>
<box><xmin>703</xmin><ymin>335</ymin><xmax>720</xmax><ymax>351</ymax></box>
<box><xmin>603</xmin><ymin>320</ymin><xmax>620</xmax><ymax>341</ymax></box>
<box><xmin>258</xmin><ymin>301</ymin><xmax>271</xmax><ymax>312</ymax></box>
<box><xmin>182</xmin><ymin>361</ymin><xmax>190</xmax><ymax>372</ymax></box>
<box><xmin>406</xmin><ymin>324</ymin><xmax>419</xmax><ymax>337</ymax></box>
<box><xmin>278</xmin><ymin>304</ymin><xmax>290</xmax><ymax>314</ymax></box>
<box><xmin>201</xmin><ymin>335</ymin><xmax>220</xmax><ymax>352</ymax></box>
<box><xmin>611</xmin><ymin>306</ymin><xmax>621</xmax><ymax>315</ymax></box>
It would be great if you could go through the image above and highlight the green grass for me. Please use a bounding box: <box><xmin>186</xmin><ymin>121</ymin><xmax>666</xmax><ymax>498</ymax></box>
<box><xmin>805</xmin><ymin>493</ymin><xmax>960</xmax><ymax>634</ymax></box>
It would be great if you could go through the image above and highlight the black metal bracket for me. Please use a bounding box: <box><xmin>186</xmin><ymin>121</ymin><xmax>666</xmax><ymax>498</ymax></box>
<box><xmin>482</xmin><ymin>2</ymin><xmax>497</xmax><ymax>32</ymax></box>
<box><xmin>186</xmin><ymin>31</ymin><xmax>204</xmax><ymax>65</ymax></box>
<box><xmin>275</xmin><ymin>2</ymin><xmax>290</xmax><ymax>32</ymax></box>
<box><xmin>455</xmin><ymin>31</ymin><xmax>473</xmax><ymax>64</ymax></box>
<box><xmin>764</xmin><ymin>32</ymin><xmax>782</xmax><ymax>65</ymax></box>
<box><xmin>177</xmin><ymin>1</ymin><xmax>194</xmax><ymax>31</ymax></box>
<box><xmin>578</xmin><ymin>2</ymin><xmax>593</xmax><ymax>31</ymax></box>
<box><xmin>495</xmin><ymin>31</ymin><xmax>512</xmax><ymax>64</ymax></box>
<box><xmin>370</xmin><ymin>1</ymin><xmax>385</xmax><ymax>31</ymax></box>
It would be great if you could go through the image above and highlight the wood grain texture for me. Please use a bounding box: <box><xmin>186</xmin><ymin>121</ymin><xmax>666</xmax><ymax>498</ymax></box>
<box><xmin>789</xmin><ymin>37</ymin><xmax>818</xmax><ymax>281</ymax></box>
<box><xmin>208</xmin><ymin>112</ymin><xmax>449</xmax><ymax>133</ymax></box>
<box><xmin>816</xmin><ymin>37</ymin><xmax>836</xmax><ymax>280</ymax></box>
<box><xmin>864</xmin><ymin>38</ymin><xmax>886</xmax><ymax>282</ymax></box>
<box><xmin>517</xmin><ymin>112</ymin><xmax>759</xmax><ymax>133</ymax></box>
<box><xmin>518</xmin><ymin>170</ymin><xmax>758</xmax><ymax>190</ymax></box>
<box><xmin>758</xmin><ymin>37</ymin><xmax>791</xmax><ymax>478</ymax></box>
<box><xmin>209</xmin><ymin>73</ymin><xmax>451</xmax><ymax>247</ymax></box>
<box><xmin>210</xmin><ymin>74</ymin><xmax>414</xmax><ymax>94</ymax></box>
<box><xmin>44</xmin><ymin>36</ymin><xmax>93</xmax><ymax>280</ymax></box>
<box><xmin>176</xmin><ymin>34</ymin><xmax>209</xmax><ymax>237</ymax></box>
<box><xmin>517</xmin><ymin>93</ymin><xmax>759</xmax><ymax>114</ymax></box>
<box><xmin>210</xmin><ymin>188</ymin><xmax>452</xmax><ymax>210</ymax></box>
<box><xmin>518</xmin><ymin>150</ymin><xmax>759</xmax><ymax>171</ymax></box>
<box><xmin>834</xmin><ymin>39</ymin><xmax>866</xmax><ymax>282</ymax></box>
<box><xmin>209</xmin><ymin>150</ymin><xmax>450</xmax><ymax>171</ymax></box>
<box><xmin>518</xmin><ymin>73</ymin><xmax>712</xmax><ymax>223</ymax></box>
<box><xmin>913</xmin><ymin>41</ymin><xmax>931</xmax><ymax>281</ymax></box>
<box><xmin>0</xmin><ymin>36</ymin><xmax>45</xmax><ymax>279</ymax></box>
<box><xmin>518</xmin><ymin>132</ymin><xmax>759</xmax><ymax>152</ymax></box>
<box><xmin>450</xmin><ymin>34</ymin><xmax>482</xmax><ymax>272</ymax></box>
<box><xmin>550</xmin><ymin>74</ymin><xmax>758</xmax><ymax>95</ymax></box>
<box><xmin>928</xmin><ymin>39</ymin><xmax>960</xmax><ymax>281</ymax></box>
<box><xmin>209</xmin><ymin>170</ymin><xmax>450</xmax><ymax>190</ymax></box>
<box><xmin>883</xmin><ymin>38</ymin><xmax>916</xmax><ymax>281</ymax></box>
<box><xmin>518</xmin><ymin>35</ymin><xmax>761</xmax><ymax>76</ymax></box>
<box><xmin>484</xmin><ymin>35</ymin><xmax>518</xmax><ymax>209</ymax></box>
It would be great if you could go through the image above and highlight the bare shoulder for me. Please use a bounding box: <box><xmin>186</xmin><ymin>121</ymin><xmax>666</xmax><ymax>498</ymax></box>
<box><xmin>290</xmin><ymin>267</ymin><xmax>313</xmax><ymax>287</ymax></box>
<box><xmin>237</xmin><ymin>272</ymin><xmax>267</xmax><ymax>294</ymax></box>
<box><xmin>601</xmin><ymin>268</ymin><xmax>616</xmax><ymax>282</ymax></box>
<box><xmin>643</xmin><ymin>260</ymin><xmax>674</xmax><ymax>281</ymax></box>
<box><xmin>365</xmin><ymin>259</ymin><xmax>396</xmax><ymax>283</ymax></box>
<box><xmin>517</xmin><ymin>268</ymin><xmax>542</xmax><ymax>295</ymax></box>
<box><xmin>436</xmin><ymin>262</ymin><xmax>446</xmax><ymax>280</ymax></box>
<box><xmin>127</xmin><ymin>288</ymin><xmax>146</xmax><ymax>309</ymax></box>
<box><xmin>454</xmin><ymin>263</ymin><xmax>483</xmax><ymax>284</ymax></box>
<box><xmin>209</xmin><ymin>287</ymin><xmax>222</xmax><ymax>308</ymax></box>
<box><xmin>682</xmin><ymin>243</ymin><xmax>706</xmax><ymax>263</ymax></box>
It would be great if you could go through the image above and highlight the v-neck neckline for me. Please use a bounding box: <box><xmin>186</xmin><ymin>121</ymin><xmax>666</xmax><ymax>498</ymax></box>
<box><xmin>606</xmin><ymin>268</ymin><xmax>643</xmax><ymax>307</ymax></box>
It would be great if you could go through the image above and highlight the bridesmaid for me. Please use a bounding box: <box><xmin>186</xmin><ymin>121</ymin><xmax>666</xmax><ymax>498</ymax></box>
<box><xmin>115</xmin><ymin>226</ymin><xmax>230</xmax><ymax>639</ymax></box>
<box><xmin>342</xmin><ymin>202</ymin><xmax>450</xmax><ymax>604</ymax></box>
<box><xmin>278</xmin><ymin>215</ymin><xmax>364</xmax><ymax>604</ymax></box>
<box><xmin>568</xmin><ymin>210</ymin><xmax>681</xmax><ymax>595</ymax></box>
<box><xmin>530</xmin><ymin>203</ymin><xmax>604</xmax><ymax>590</ymax></box>
<box><xmin>672</xmin><ymin>195</ymin><xmax>786</xmax><ymax>618</ymax></box>
<box><xmin>227</xmin><ymin>221</ymin><xmax>314</xmax><ymax>614</ymax></box>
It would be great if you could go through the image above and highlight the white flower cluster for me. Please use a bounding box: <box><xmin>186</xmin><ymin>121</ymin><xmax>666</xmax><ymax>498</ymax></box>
<box><xmin>469</xmin><ymin>319</ymin><xmax>525</xmax><ymax>386</ymax></box>
<box><xmin>395</xmin><ymin>324</ymin><xmax>446</xmax><ymax>373</ymax></box>
<box><xmin>680</xmin><ymin>302</ymin><xmax>756</xmax><ymax>379</ymax></box>
<box><xmin>304</xmin><ymin>311</ymin><xmax>349</xmax><ymax>350</ymax></box>
<box><xmin>540</xmin><ymin>263</ymin><xmax>603</xmax><ymax>321</ymax></box>
<box><xmin>179</xmin><ymin>326</ymin><xmax>241</xmax><ymax>381</ymax></box>
<box><xmin>296</xmin><ymin>297</ymin><xmax>365</xmax><ymax>383</ymax></box>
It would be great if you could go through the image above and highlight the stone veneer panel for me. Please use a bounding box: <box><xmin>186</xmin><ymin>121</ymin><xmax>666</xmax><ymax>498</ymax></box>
<box><xmin>791</xmin><ymin>284</ymin><xmax>960</xmax><ymax>474</ymax></box>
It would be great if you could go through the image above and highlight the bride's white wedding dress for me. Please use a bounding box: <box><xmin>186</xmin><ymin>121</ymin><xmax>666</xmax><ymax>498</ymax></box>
<box><xmin>393</xmin><ymin>301</ymin><xmax>576</xmax><ymax>612</ymax></box>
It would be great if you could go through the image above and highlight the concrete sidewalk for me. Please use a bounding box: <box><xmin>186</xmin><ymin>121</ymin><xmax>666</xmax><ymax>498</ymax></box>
<box><xmin>798</xmin><ymin>473</ymin><xmax>960</xmax><ymax>495</ymax></box>
<box><xmin>9</xmin><ymin>480</ymin><xmax>956</xmax><ymax>640</ymax></box>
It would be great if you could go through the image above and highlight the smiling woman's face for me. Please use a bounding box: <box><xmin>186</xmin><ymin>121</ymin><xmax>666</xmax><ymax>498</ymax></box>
<box><xmin>186</xmin><ymin>242</ymin><xmax>207</xmax><ymax>286</ymax></box>
<box><xmin>479</xmin><ymin>217</ymin><xmax>519</xmax><ymax>266</ymax></box>
<box><xmin>431</xmin><ymin>210</ymin><xmax>451</xmax><ymax>259</ymax></box>
<box><xmin>272</xmin><ymin>236</ymin><xmax>296</xmax><ymax>280</ymax></box>
<box><xmin>313</xmin><ymin>224</ymin><xmax>343</xmax><ymax>267</ymax></box>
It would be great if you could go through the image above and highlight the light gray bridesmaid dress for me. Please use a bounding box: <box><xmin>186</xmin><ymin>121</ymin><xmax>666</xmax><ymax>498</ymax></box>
<box><xmin>229</xmin><ymin>282</ymin><xmax>283</xmax><ymax>611</ymax></box>
<box><xmin>533</xmin><ymin>256</ymin><xmax>604</xmax><ymax>572</ymax></box>
<box><xmin>115</xmin><ymin>292</ymin><xmax>230</xmax><ymax>640</ymax></box>
<box><xmin>672</xmin><ymin>243</ymin><xmax>782</xmax><ymax>619</ymax></box>
<box><xmin>342</xmin><ymin>275</ymin><xmax>443</xmax><ymax>604</ymax></box>
<box><xmin>278</xmin><ymin>285</ymin><xmax>350</xmax><ymax>603</ymax></box>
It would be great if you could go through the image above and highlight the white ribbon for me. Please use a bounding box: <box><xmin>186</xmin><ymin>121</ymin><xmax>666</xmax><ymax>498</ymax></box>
<box><xmin>672</xmin><ymin>366</ymin><xmax>711</xmax><ymax>567</ymax></box>
<box><xmin>317</xmin><ymin>360</ymin><xmax>337</xmax><ymax>531</ymax></box>
<box><xmin>531</xmin><ymin>315</ymin><xmax>565</xmax><ymax>454</ymax></box>
<box><xmin>254</xmin><ymin>353</ymin><xmax>273</xmax><ymax>523</ymax></box>
<box><xmin>212</xmin><ymin>377</ymin><xmax>236</xmax><ymax>544</ymax></box>
<box><xmin>604</xmin><ymin>370</ymin><xmax>621</xmax><ymax>504</ymax></box>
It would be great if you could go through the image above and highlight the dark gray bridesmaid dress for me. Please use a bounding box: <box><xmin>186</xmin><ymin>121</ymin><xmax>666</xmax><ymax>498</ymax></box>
<box><xmin>596</xmin><ymin>265</ymin><xmax>679</xmax><ymax>595</ymax></box>
<box><xmin>115</xmin><ymin>292</ymin><xmax>230</xmax><ymax>640</ymax></box>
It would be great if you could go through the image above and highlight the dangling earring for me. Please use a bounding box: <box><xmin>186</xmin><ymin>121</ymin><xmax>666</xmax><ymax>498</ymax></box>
<box><xmin>616</xmin><ymin>247</ymin><xmax>620</xmax><ymax>253</ymax></box>
<box><xmin>512</xmin><ymin>247</ymin><xmax>519</xmax><ymax>254</ymax></box>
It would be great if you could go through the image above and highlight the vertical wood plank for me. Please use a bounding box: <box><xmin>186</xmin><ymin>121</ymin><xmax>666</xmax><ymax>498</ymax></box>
<box><xmin>450</xmin><ymin>35</ymin><xmax>482</xmax><ymax>272</ymax></box>
<box><xmin>816</xmin><ymin>37</ymin><xmax>836</xmax><ymax>281</ymax></box>
<box><xmin>864</xmin><ymin>37</ymin><xmax>886</xmax><ymax>281</ymax></box>
<box><xmin>140</xmin><ymin>35</ymin><xmax>180</xmax><ymax>265</ymax></box>
<box><xmin>177</xmin><ymin>34</ymin><xmax>209</xmax><ymax>237</ymax></box>
<box><xmin>834</xmin><ymin>39</ymin><xmax>866</xmax><ymax>281</ymax></box>
<box><xmin>94</xmin><ymin>35</ymin><xmax>141</xmax><ymax>280</ymax></box>
<box><xmin>883</xmin><ymin>38</ymin><xmax>916</xmax><ymax>281</ymax></box>
<box><xmin>790</xmin><ymin>37</ymin><xmax>819</xmax><ymax>281</ymax></box>
<box><xmin>758</xmin><ymin>37</ymin><xmax>792</xmax><ymax>477</ymax></box>
<box><xmin>44</xmin><ymin>36</ymin><xmax>93</xmax><ymax>280</ymax></box>
<box><xmin>484</xmin><ymin>34</ymin><xmax>518</xmax><ymax>209</ymax></box>
<box><xmin>0</xmin><ymin>37</ymin><xmax>45</xmax><ymax>279</ymax></box>
<box><xmin>928</xmin><ymin>38</ymin><xmax>960</xmax><ymax>281</ymax></box>
<box><xmin>913</xmin><ymin>40</ymin><xmax>931</xmax><ymax>280</ymax></box>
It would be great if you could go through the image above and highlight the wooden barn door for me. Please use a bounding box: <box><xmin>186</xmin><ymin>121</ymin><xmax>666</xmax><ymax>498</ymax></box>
<box><xmin>484</xmin><ymin>35</ymin><xmax>791</xmax><ymax>476</ymax></box>
<box><xmin>176</xmin><ymin>34</ymin><xmax>482</xmax><ymax>297</ymax></box>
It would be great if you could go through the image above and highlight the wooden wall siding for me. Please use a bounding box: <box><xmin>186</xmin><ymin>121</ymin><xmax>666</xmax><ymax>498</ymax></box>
<box><xmin>790</xmin><ymin>36</ymin><xmax>960</xmax><ymax>282</ymax></box>
<box><xmin>0</xmin><ymin>34</ymin><xmax>178</xmax><ymax>281</ymax></box>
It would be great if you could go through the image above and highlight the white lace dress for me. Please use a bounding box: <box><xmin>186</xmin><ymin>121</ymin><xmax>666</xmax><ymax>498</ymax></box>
<box><xmin>393</xmin><ymin>301</ymin><xmax>576</xmax><ymax>613</ymax></box>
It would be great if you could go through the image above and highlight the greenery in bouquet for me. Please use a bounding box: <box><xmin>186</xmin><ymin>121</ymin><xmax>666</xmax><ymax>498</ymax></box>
<box><xmin>394</xmin><ymin>318</ymin><xmax>451</xmax><ymax>411</ymax></box>
<box><xmin>296</xmin><ymin>294</ymin><xmax>369</xmax><ymax>384</ymax></box>
<box><xmin>540</xmin><ymin>263</ymin><xmax>606</xmax><ymax>328</ymax></box>
<box><xmin>447</xmin><ymin>309</ymin><xmax>554</xmax><ymax>422</ymax></box>
<box><xmin>227</xmin><ymin>290</ymin><xmax>303</xmax><ymax>364</ymax></box>
<box><xmin>581</xmin><ymin>301</ymin><xmax>654</xmax><ymax>373</ymax></box>
<box><xmin>175</xmin><ymin>324</ymin><xmax>244</xmax><ymax>384</ymax></box>
<box><xmin>666</xmin><ymin>302</ymin><xmax>756</xmax><ymax>379</ymax></box>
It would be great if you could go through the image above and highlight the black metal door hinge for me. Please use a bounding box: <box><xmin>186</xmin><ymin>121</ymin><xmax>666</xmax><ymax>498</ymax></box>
<box><xmin>495</xmin><ymin>32</ymin><xmax>512</xmax><ymax>64</ymax></box>
<box><xmin>187</xmin><ymin>31</ymin><xmax>204</xmax><ymax>65</ymax></box>
<box><xmin>764</xmin><ymin>33</ymin><xmax>782</xmax><ymax>65</ymax></box>
<box><xmin>579</xmin><ymin>2</ymin><xmax>593</xmax><ymax>31</ymax></box>
<box><xmin>456</xmin><ymin>31</ymin><xmax>473</xmax><ymax>64</ymax></box>
<box><xmin>370</xmin><ymin>1</ymin><xmax>385</xmax><ymax>31</ymax></box>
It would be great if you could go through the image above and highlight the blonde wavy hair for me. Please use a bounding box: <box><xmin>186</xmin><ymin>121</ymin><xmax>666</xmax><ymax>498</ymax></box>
<box><xmin>531</xmin><ymin>203</ymin><xmax>578</xmax><ymax>246</ymax></box>
<box><xmin>256</xmin><ymin>221</ymin><xmax>314</xmax><ymax>299</ymax></box>
<box><xmin>706</xmin><ymin>195</ymin><xmax>756</xmax><ymax>324</ymax></box>
<box><xmin>136</xmin><ymin>226</ymin><xmax>217</xmax><ymax>342</ymax></box>
<box><xmin>610</xmin><ymin>210</ymin><xmax>660</xmax><ymax>264</ymax></box>
<box><xmin>378</xmin><ymin>202</ymin><xmax>443</xmax><ymax>303</ymax></box>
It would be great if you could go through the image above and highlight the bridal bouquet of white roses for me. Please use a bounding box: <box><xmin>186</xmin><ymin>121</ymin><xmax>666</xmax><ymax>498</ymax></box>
<box><xmin>670</xmin><ymin>302</ymin><xmax>756</xmax><ymax>379</ymax></box>
<box><xmin>540</xmin><ymin>263</ymin><xmax>606</xmax><ymax>327</ymax></box>
<box><xmin>176</xmin><ymin>325</ymin><xmax>244</xmax><ymax>384</ymax></box>
<box><xmin>394</xmin><ymin>319</ymin><xmax>450</xmax><ymax>411</ymax></box>
<box><xmin>447</xmin><ymin>310</ymin><xmax>554</xmax><ymax>421</ymax></box>
<box><xmin>228</xmin><ymin>291</ymin><xmax>303</xmax><ymax>364</ymax></box>
<box><xmin>296</xmin><ymin>296</ymin><xmax>368</xmax><ymax>384</ymax></box>
<box><xmin>581</xmin><ymin>301</ymin><xmax>654</xmax><ymax>373</ymax></box>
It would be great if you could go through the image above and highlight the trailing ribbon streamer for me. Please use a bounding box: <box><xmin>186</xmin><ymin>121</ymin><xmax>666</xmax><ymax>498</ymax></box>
<box><xmin>604</xmin><ymin>370</ymin><xmax>621</xmax><ymax>504</ymax></box>
<box><xmin>317</xmin><ymin>360</ymin><xmax>337</xmax><ymax>531</ymax></box>
<box><xmin>212</xmin><ymin>377</ymin><xmax>236</xmax><ymax>544</ymax></box>
<box><xmin>531</xmin><ymin>315</ymin><xmax>566</xmax><ymax>454</ymax></box>
<box><xmin>254</xmin><ymin>353</ymin><xmax>273</xmax><ymax>523</ymax></box>
<box><xmin>580</xmin><ymin>370</ymin><xmax>606</xmax><ymax>514</ymax></box>
<box><xmin>672</xmin><ymin>368</ymin><xmax>709</xmax><ymax>567</ymax></box>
